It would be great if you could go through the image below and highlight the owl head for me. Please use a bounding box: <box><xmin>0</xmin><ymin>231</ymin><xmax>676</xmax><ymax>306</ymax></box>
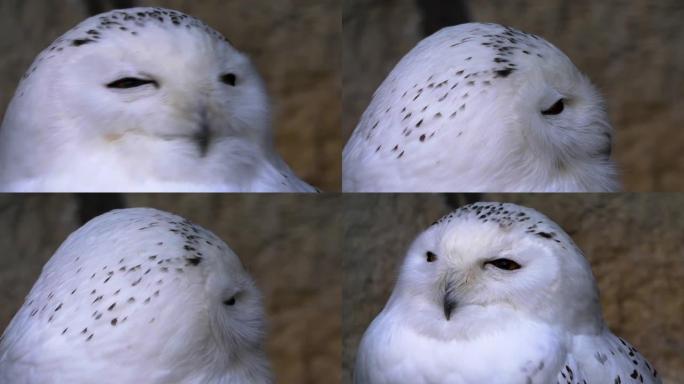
<box><xmin>392</xmin><ymin>203</ymin><xmax>603</xmax><ymax>338</ymax></box>
<box><xmin>0</xmin><ymin>8</ymin><xmax>273</xmax><ymax>188</ymax></box>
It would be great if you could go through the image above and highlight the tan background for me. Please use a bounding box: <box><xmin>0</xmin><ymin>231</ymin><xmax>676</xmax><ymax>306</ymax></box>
<box><xmin>0</xmin><ymin>0</ymin><xmax>341</xmax><ymax>191</ymax></box>
<box><xmin>343</xmin><ymin>0</ymin><xmax>684</xmax><ymax>191</ymax></box>
<box><xmin>0</xmin><ymin>194</ymin><xmax>342</xmax><ymax>384</ymax></box>
<box><xmin>343</xmin><ymin>194</ymin><xmax>684</xmax><ymax>384</ymax></box>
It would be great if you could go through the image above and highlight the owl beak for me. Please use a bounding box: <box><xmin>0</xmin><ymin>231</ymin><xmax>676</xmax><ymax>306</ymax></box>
<box><xmin>194</xmin><ymin>109</ymin><xmax>211</xmax><ymax>156</ymax></box>
<box><xmin>443</xmin><ymin>280</ymin><xmax>457</xmax><ymax>321</ymax></box>
<box><xmin>443</xmin><ymin>295</ymin><xmax>457</xmax><ymax>321</ymax></box>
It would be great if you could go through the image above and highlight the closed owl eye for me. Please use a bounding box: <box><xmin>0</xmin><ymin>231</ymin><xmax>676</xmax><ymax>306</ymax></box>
<box><xmin>106</xmin><ymin>77</ymin><xmax>157</xmax><ymax>89</ymax></box>
<box><xmin>484</xmin><ymin>258</ymin><xmax>521</xmax><ymax>270</ymax></box>
<box><xmin>541</xmin><ymin>98</ymin><xmax>564</xmax><ymax>115</ymax></box>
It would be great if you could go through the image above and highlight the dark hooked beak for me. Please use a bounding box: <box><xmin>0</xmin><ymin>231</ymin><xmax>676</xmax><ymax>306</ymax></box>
<box><xmin>194</xmin><ymin>110</ymin><xmax>211</xmax><ymax>157</ymax></box>
<box><xmin>443</xmin><ymin>280</ymin><xmax>457</xmax><ymax>321</ymax></box>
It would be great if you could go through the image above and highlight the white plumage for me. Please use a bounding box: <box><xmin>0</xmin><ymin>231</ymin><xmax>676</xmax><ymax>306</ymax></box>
<box><xmin>0</xmin><ymin>7</ymin><xmax>315</xmax><ymax>192</ymax></box>
<box><xmin>0</xmin><ymin>208</ymin><xmax>272</xmax><ymax>384</ymax></box>
<box><xmin>355</xmin><ymin>202</ymin><xmax>659</xmax><ymax>384</ymax></box>
<box><xmin>343</xmin><ymin>23</ymin><xmax>619</xmax><ymax>192</ymax></box>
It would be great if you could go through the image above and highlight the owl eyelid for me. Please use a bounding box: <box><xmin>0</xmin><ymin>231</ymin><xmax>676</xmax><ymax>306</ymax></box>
<box><xmin>484</xmin><ymin>258</ymin><xmax>522</xmax><ymax>271</ymax></box>
<box><xmin>541</xmin><ymin>98</ymin><xmax>564</xmax><ymax>115</ymax></box>
<box><xmin>106</xmin><ymin>77</ymin><xmax>158</xmax><ymax>89</ymax></box>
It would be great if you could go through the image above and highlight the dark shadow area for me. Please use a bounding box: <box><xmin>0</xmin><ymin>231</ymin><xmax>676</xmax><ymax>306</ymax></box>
<box><xmin>443</xmin><ymin>193</ymin><xmax>482</xmax><ymax>209</ymax></box>
<box><xmin>416</xmin><ymin>0</ymin><xmax>470</xmax><ymax>36</ymax></box>
<box><xmin>76</xmin><ymin>193</ymin><xmax>126</xmax><ymax>224</ymax></box>
<box><xmin>82</xmin><ymin>0</ymin><xmax>136</xmax><ymax>15</ymax></box>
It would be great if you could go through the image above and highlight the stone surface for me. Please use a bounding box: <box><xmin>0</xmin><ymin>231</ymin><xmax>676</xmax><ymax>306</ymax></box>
<box><xmin>342</xmin><ymin>0</ymin><xmax>684</xmax><ymax>191</ymax></box>
<box><xmin>0</xmin><ymin>0</ymin><xmax>340</xmax><ymax>190</ymax></box>
<box><xmin>342</xmin><ymin>0</ymin><xmax>421</xmax><ymax>143</ymax></box>
<box><xmin>0</xmin><ymin>1</ymin><xmax>86</xmax><ymax>114</ymax></box>
<box><xmin>342</xmin><ymin>194</ymin><xmax>684</xmax><ymax>384</ymax></box>
<box><xmin>0</xmin><ymin>195</ymin><xmax>80</xmax><ymax>331</ymax></box>
<box><xmin>0</xmin><ymin>195</ymin><xmax>342</xmax><ymax>384</ymax></box>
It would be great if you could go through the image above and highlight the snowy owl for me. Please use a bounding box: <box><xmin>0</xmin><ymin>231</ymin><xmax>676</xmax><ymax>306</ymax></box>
<box><xmin>355</xmin><ymin>202</ymin><xmax>660</xmax><ymax>384</ymax></box>
<box><xmin>343</xmin><ymin>23</ymin><xmax>619</xmax><ymax>192</ymax></box>
<box><xmin>0</xmin><ymin>7</ymin><xmax>315</xmax><ymax>192</ymax></box>
<box><xmin>0</xmin><ymin>208</ymin><xmax>272</xmax><ymax>384</ymax></box>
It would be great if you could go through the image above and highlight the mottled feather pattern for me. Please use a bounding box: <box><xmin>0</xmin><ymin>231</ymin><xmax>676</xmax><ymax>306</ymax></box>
<box><xmin>0</xmin><ymin>208</ymin><xmax>272</xmax><ymax>383</ymax></box>
<box><xmin>344</xmin><ymin>23</ymin><xmax>619</xmax><ymax>192</ymax></box>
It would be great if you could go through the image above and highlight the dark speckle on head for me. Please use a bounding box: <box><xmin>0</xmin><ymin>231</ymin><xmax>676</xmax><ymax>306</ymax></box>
<box><xmin>430</xmin><ymin>203</ymin><xmax>583</xmax><ymax>257</ymax></box>
<box><xmin>494</xmin><ymin>68</ymin><xmax>514</xmax><ymax>78</ymax></box>
<box><xmin>186</xmin><ymin>256</ymin><xmax>202</xmax><ymax>266</ymax></box>
<box><xmin>19</xmin><ymin>7</ymin><xmax>233</xmax><ymax>82</ymax></box>
<box><xmin>72</xmin><ymin>38</ymin><xmax>94</xmax><ymax>46</ymax></box>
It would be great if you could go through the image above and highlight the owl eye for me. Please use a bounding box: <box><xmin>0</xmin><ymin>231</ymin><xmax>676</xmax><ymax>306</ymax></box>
<box><xmin>541</xmin><ymin>98</ymin><xmax>564</xmax><ymax>115</ymax></box>
<box><xmin>106</xmin><ymin>77</ymin><xmax>157</xmax><ymax>89</ymax></box>
<box><xmin>223</xmin><ymin>296</ymin><xmax>236</xmax><ymax>306</ymax></box>
<box><xmin>220</xmin><ymin>73</ymin><xmax>237</xmax><ymax>86</ymax></box>
<box><xmin>485</xmin><ymin>258</ymin><xmax>521</xmax><ymax>271</ymax></box>
<box><xmin>599</xmin><ymin>132</ymin><xmax>613</xmax><ymax>158</ymax></box>
<box><xmin>426</xmin><ymin>251</ymin><xmax>437</xmax><ymax>263</ymax></box>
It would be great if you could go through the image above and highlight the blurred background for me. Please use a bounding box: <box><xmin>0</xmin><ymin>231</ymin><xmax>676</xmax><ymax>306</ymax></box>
<box><xmin>0</xmin><ymin>194</ymin><xmax>341</xmax><ymax>384</ymax></box>
<box><xmin>0</xmin><ymin>0</ymin><xmax>341</xmax><ymax>190</ymax></box>
<box><xmin>343</xmin><ymin>194</ymin><xmax>684</xmax><ymax>383</ymax></box>
<box><xmin>343</xmin><ymin>0</ymin><xmax>684</xmax><ymax>191</ymax></box>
